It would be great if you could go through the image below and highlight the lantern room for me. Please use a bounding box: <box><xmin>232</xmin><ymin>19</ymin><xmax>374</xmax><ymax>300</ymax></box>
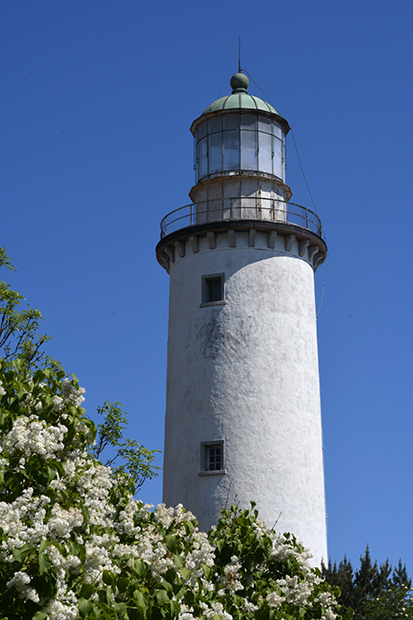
<box><xmin>188</xmin><ymin>72</ymin><xmax>294</xmax><ymax>225</ymax></box>
<box><xmin>191</xmin><ymin>73</ymin><xmax>290</xmax><ymax>184</ymax></box>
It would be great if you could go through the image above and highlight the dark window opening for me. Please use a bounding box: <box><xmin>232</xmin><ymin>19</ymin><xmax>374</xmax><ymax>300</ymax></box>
<box><xmin>206</xmin><ymin>444</ymin><xmax>222</xmax><ymax>471</ymax></box>
<box><xmin>202</xmin><ymin>274</ymin><xmax>224</xmax><ymax>305</ymax></box>
<box><xmin>200</xmin><ymin>441</ymin><xmax>225</xmax><ymax>475</ymax></box>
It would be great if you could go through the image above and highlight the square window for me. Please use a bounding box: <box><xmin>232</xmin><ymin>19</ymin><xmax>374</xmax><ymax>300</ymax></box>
<box><xmin>202</xmin><ymin>274</ymin><xmax>225</xmax><ymax>305</ymax></box>
<box><xmin>200</xmin><ymin>441</ymin><xmax>225</xmax><ymax>475</ymax></box>
<box><xmin>207</xmin><ymin>444</ymin><xmax>222</xmax><ymax>470</ymax></box>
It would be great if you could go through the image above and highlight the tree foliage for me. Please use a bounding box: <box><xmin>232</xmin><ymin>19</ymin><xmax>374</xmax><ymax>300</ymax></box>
<box><xmin>0</xmin><ymin>247</ymin><xmax>159</xmax><ymax>495</ymax></box>
<box><xmin>322</xmin><ymin>548</ymin><xmax>413</xmax><ymax>619</ymax></box>
<box><xmin>0</xmin><ymin>248</ymin><xmax>51</xmax><ymax>370</ymax></box>
<box><xmin>92</xmin><ymin>400</ymin><xmax>160</xmax><ymax>495</ymax></box>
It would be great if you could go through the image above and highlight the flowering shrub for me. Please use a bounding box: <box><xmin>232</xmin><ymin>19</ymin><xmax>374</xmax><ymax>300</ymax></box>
<box><xmin>0</xmin><ymin>361</ymin><xmax>350</xmax><ymax>620</ymax></box>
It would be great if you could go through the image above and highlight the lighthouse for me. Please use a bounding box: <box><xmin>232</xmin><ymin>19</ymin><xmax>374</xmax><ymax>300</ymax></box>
<box><xmin>156</xmin><ymin>72</ymin><xmax>328</xmax><ymax>563</ymax></box>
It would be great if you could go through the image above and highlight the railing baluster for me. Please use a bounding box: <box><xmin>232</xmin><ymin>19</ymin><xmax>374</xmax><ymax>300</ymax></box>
<box><xmin>159</xmin><ymin>199</ymin><xmax>322</xmax><ymax>239</ymax></box>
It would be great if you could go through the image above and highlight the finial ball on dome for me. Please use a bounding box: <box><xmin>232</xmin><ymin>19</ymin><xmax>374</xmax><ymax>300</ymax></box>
<box><xmin>230</xmin><ymin>72</ymin><xmax>249</xmax><ymax>93</ymax></box>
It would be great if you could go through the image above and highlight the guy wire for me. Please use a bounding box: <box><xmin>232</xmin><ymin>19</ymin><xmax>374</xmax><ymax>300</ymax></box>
<box><xmin>316</xmin><ymin>253</ymin><xmax>329</xmax><ymax>319</ymax></box>
<box><xmin>243</xmin><ymin>67</ymin><xmax>328</xmax><ymax>317</ymax></box>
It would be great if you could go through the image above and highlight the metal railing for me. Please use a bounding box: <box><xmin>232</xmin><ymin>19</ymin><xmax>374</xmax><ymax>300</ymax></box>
<box><xmin>160</xmin><ymin>197</ymin><xmax>323</xmax><ymax>238</ymax></box>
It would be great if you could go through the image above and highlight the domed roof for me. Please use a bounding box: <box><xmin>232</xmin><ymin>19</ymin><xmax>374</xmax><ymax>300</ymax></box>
<box><xmin>201</xmin><ymin>73</ymin><xmax>281</xmax><ymax>117</ymax></box>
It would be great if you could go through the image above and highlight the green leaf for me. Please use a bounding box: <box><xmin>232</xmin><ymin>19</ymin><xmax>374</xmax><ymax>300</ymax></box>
<box><xmin>82</xmin><ymin>505</ymin><xmax>90</xmax><ymax>524</ymax></box>
<box><xmin>156</xmin><ymin>590</ymin><xmax>169</xmax><ymax>605</ymax></box>
<box><xmin>102</xmin><ymin>570</ymin><xmax>115</xmax><ymax>587</ymax></box>
<box><xmin>4</xmin><ymin>471</ymin><xmax>21</xmax><ymax>496</ymax></box>
<box><xmin>47</xmin><ymin>464</ymin><xmax>58</xmax><ymax>482</ymax></box>
<box><xmin>180</xmin><ymin>568</ymin><xmax>191</xmax><ymax>580</ymax></box>
<box><xmin>160</xmin><ymin>578</ymin><xmax>173</xmax><ymax>592</ymax></box>
<box><xmin>67</xmin><ymin>540</ymin><xmax>79</xmax><ymax>556</ymax></box>
<box><xmin>164</xmin><ymin>535</ymin><xmax>179</xmax><ymax>554</ymax></box>
<box><xmin>79</xmin><ymin>582</ymin><xmax>96</xmax><ymax>600</ymax></box>
<box><xmin>173</xmin><ymin>554</ymin><xmax>184</xmax><ymax>569</ymax></box>
<box><xmin>12</xmin><ymin>544</ymin><xmax>31</xmax><ymax>563</ymax></box>
<box><xmin>133</xmin><ymin>590</ymin><xmax>148</xmax><ymax>616</ymax></box>
<box><xmin>33</xmin><ymin>613</ymin><xmax>48</xmax><ymax>620</ymax></box>
<box><xmin>38</xmin><ymin>553</ymin><xmax>51</xmax><ymax>575</ymax></box>
<box><xmin>39</xmin><ymin>539</ymin><xmax>52</xmax><ymax>554</ymax></box>
<box><xmin>216</xmin><ymin>539</ymin><xmax>225</xmax><ymax>553</ymax></box>
<box><xmin>162</xmin><ymin>568</ymin><xmax>177</xmax><ymax>584</ymax></box>
<box><xmin>127</xmin><ymin>608</ymin><xmax>141</xmax><ymax>620</ymax></box>
<box><xmin>202</xmin><ymin>564</ymin><xmax>212</xmax><ymax>579</ymax></box>
<box><xmin>118</xmin><ymin>577</ymin><xmax>129</xmax><ymax>594</ymax></box>
<box><xmin>114</xmin><ymin>602</ymin><xmax>127</xmax><ymax>616</ymax></box>
<box><xmin>134</xmin><ymin>559</ymin><xmax>147</xmax><ymax>577</ymax></box>
<box><xmin>169</xmin><ymin>600</ymin><xmax>180</xmax><ymax>616</ymax></box>
<box><xmin>66</xmin><ymin>423</ymin><xmax>75</xmax><ymax>443</ymax></box>
<box><xmin>184</xmin><ymin>520</ymin><xmax>194</xmax><ymax>536</ymax></box>
<box><xmin>78</xmin><ymin>598</ymin><xmax>95</xmax><ymax>619</ymax></box>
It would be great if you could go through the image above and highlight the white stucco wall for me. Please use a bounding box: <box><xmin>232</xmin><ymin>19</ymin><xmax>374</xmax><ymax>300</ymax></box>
<box><xmin>162</xmin><ymin>229</ymin><xmax>327</xmax><ymax>565</ymax></box>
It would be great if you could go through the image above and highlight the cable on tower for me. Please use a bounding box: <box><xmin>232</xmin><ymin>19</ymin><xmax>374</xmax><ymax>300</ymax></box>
<box><xmin>242</xmin><ymin>67</ymin><xmax>329</xmax><ymax>317</ymax></box>
<box><xmin>316</xmin><ymin>253</ymin><xmax>329</xmax><ymax>319</ymax></box>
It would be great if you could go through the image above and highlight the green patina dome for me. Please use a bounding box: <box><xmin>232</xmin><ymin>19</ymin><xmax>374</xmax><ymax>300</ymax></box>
<box><xmin>201</xmin><ymin>72</ymin><xmax>281</xmax><ymax>117</ymax></box>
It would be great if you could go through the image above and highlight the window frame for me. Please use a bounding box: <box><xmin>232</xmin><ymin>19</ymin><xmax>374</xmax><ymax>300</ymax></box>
<box><xmin>201</xmin><ymin>273</ymin><xmax>226</xmax><ymax>307</ymax></box>
<box><xmin>199</xmin><ymin>440</ymin><xmax>225</xmax><ymax>476</ymax></box>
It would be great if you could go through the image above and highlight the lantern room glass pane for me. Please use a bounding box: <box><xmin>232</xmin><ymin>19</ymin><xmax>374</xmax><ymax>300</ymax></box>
<box><xmin>209</xmin><ymin>117</ymin><xmax>222</xmax><ymax>133</ymax></box>
<box><xmin>209</xmin><ymin>133</ymin><xmax>222</xmax><ymax>174</ymax></box>
<box><xmin>241</xmin><ymin>115</ymin><xmax>257</xmax><ymax>130</ymax></box>
<box><xmin>223</xmin><ymin>115</ymin><xmax>239</xmax><ymax>131</ymax></box>
<box><xmin>223</xmin><ymin>131</ymin><xmax>240</xmax><ymax>170</ymax></box>
<box><xmin>272</xmin><ymin>122</ymin><xmax>282</xmax><ymax>139</ymax></box>
<box><xmin>198</xmin><ymin>137</ymin><xmax>208</xmax><ymax>179</ymax></box>
<box><xmin>259</xmin><ymin>117</ymin><xmax>272</xmax><ymax>133</ymax></box>
<box><xmin>259</xmin><ymin>131</ymin><xmax>272</xmax><ymax>174</ymax></box>
<box><xmin>198</xmin><ymin>122</ymin><xmax>208</xmax><ymax>139</ymax></box>
<box><xmin>241</xmin><ymin>130</ymin><xmax>257</xmax><ymax>170</ymax></box>
<box><xmin>273</xmin><ymin>136</ymin><xmax>282</xmax><ymax>178</ymax></box>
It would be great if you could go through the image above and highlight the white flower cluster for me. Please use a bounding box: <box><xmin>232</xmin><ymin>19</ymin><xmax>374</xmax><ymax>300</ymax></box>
<box><xmin>61</xmin><ymin>378</ymin><xmax>86</xmax><ymax>408</ymax></box>
<box><xmin>116</xmin><ymin>500</ymin><xmax>215</xmax><ymax>586</ymax></box>
<box><xmin>0</xmin><ymin>488</ymin><xmax>50</xmax><ymax>559</ymax></box>
<box><xmin>6</xmin><ymin>570</ymin><xmax>39</xmax><ymax>603</ymax></box>
<box><xmin>275</xmin><ymin>574</ymin><xmax>313</xmax><ymax>606</ymax></box>
<box><xmin>218</xmin><ymin>555</ymin><xmax>244</xmax><ymax>596</ymax></box>
<box><xmin>3</xmin><ymin>415</ymin><xmax>67</xmax><ymax>459</ymax></box>
<box><xmin>52</xmin><ymin>379</ymin><xmax>85</xmax><ymax>413</ymax></box>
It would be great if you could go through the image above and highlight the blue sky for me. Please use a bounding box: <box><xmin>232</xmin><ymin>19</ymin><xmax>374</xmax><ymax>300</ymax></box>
<box><xmin>2</xmin><ymin>0</ymin><xmax>413</xmax><ymax>575</ymax></box>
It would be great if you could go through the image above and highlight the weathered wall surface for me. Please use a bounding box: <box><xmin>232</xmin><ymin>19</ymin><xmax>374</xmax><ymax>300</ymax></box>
<box><xmin>162</xmin><ymin>229</ymin><xmax>327</xmax><ymax>564</ymax></box>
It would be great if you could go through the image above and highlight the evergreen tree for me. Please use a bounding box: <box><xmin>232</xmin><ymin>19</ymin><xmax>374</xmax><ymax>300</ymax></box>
<box><xmin>322</xmin><ymin>547</ymin><xmax>413</xmax><ymax>619</ymax></box>
<box><xmin>323</xmin><ymin>556</ymin><xmax>354</xmax><ymax>608</ymax></box>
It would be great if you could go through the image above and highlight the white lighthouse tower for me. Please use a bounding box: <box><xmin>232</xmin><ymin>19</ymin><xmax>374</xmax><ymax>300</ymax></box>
<box><xmin>156</xmin><ymin>72</ymin><xmax>328</xmax><ymax>563</ymax></box>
